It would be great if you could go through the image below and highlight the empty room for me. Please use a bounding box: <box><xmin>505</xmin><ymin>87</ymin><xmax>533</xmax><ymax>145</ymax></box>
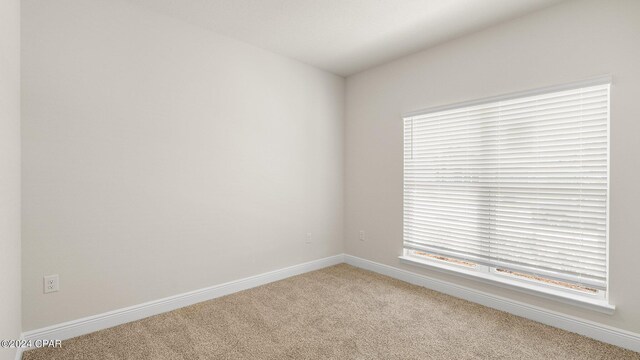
<box><xmin>2</xmin><ymin>0</ymin><xmax>640</xmax><ymax>359</ymax></box>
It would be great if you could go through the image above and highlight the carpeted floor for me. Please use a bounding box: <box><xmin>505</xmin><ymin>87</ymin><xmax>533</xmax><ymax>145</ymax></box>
<box><xmin>23</xmin><ymin>264</ymin><xmax>640</xmax><ymax>360</ymax></box>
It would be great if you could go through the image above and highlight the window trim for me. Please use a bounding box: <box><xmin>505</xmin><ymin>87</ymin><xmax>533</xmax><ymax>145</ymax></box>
<box><xmin>401</xmin><ymin>76</ymin><xmax>614</xmax><ymax>313</ymax></box>
<box><xmin>399</xmin><ymin>254</ymin><xmax>615</xmax><ymax>314</ymax></box>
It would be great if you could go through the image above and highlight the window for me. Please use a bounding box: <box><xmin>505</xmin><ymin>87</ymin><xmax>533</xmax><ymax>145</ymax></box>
<box><xmin>402</xmin><ymin>79</ymin><xmax>610</xmax><ymax>309</ymax></box>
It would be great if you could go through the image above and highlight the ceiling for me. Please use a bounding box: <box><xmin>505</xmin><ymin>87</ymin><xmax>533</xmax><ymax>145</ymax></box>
<box><xmin>125</xmin><ymin>0</ymin><xmax>563</xmax><ymax>76</ymax></box>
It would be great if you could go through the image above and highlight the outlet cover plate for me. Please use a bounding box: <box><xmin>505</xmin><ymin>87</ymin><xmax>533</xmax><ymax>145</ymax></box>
<box><xmin>44</xmin><ymin>274</ymin><xmax>59</xmax><ymax>294</ymax></box>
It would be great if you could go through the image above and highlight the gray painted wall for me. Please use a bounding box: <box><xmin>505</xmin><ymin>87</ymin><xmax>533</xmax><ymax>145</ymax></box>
<box><xmin>21</xmin><ymin>0</ymin><xmax>345</xmax><ymax>330</ymax></box>
<box><xmin>345</xmin><ymin>0</ymin><xmax>640</xmax><ymax>334</ymax></box>
<box><xmin>0</xmin><ymin>0</ymin><xmax>21</xmax><ymax>359</ymax></box>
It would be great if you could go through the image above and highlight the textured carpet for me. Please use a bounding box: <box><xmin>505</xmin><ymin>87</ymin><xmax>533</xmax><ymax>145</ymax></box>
<box><xmin>23</xmin><ymin>264</ymin><xmax>640</xmax><ymax>360</ymax></box>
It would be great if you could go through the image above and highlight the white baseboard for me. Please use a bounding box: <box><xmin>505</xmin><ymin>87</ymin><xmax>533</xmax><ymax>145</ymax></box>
<box><xmin>344</xmin><ymin>254</ymin><xmax>640</xmax><ymax>353</ymax></box>
<box><xmin>14</xmin><ymin>347</ymin><xmax>23</xmax><ymax>360</ymax></box>
<box><xmin>19</xmin><ymin>253</ymin><xmax>640</xmax><ymax>356</ymax></box>
<box><xmin>21</xmin><ymin>254</ymin><xmax>344</xmax><ymax>346</ymax></box>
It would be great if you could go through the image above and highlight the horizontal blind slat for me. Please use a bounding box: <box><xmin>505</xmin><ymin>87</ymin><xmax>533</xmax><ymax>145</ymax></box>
<box><xmin>402</xmin><ymin>235</ymin><xmax>606</xmax><ymax>268</ymax></box>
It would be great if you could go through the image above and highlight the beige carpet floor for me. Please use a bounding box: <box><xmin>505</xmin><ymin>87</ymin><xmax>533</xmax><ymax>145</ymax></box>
<box><xmin>23</xmin><ymin>264</ymin><xmax>640</xmax><ymax>360</ymax></box>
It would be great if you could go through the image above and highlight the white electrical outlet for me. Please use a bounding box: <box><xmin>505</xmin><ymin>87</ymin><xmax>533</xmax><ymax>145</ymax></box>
<box><xmin>306</xmin><ymin>232</ymin><xmax>312</xmax><ymax>244</ymax></box>
<box><xmin>44</xmin><ymin>274</ymin><xmax>59</xmax><ymax>294</ymax></box>
<box><xmin>359</xmin><ymin>230</ymin><xmax>365</xmax><ymax>241</ymax></box>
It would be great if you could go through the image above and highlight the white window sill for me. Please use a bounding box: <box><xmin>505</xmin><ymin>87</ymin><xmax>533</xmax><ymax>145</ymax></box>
<box><xmin>399</xmin><ymin>255</ymin><xmax>615</xmax><ymax>315</ymax></box>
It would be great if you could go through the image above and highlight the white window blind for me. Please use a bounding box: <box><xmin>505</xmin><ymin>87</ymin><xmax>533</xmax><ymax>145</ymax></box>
<box><xmin>403</xmin><ymin>82</ymin><xmax>610</xmax><ymax>290</ymax></box>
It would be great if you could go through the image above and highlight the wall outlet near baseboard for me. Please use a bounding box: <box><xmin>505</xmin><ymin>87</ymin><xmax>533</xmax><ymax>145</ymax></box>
<box><xmin>359</xmin><ymin>230</ymin><xmax>365</xmax><ymax>241</ymax></box>
<box><xmin>306</xmin><ymin>232</ymin><xmax>312</xmax><ymax>244</ymax></box>
<box><xmin>44</xmin><ymin>274</ymin><xmax>59</xmax><ymax>293</ymax></box>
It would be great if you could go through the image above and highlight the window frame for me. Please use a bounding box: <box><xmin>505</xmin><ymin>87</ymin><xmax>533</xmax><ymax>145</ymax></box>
<box><xmin>400</xmin><ymin>76</ymin><xmax>613</xmax><ymax>313</ymax></box>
